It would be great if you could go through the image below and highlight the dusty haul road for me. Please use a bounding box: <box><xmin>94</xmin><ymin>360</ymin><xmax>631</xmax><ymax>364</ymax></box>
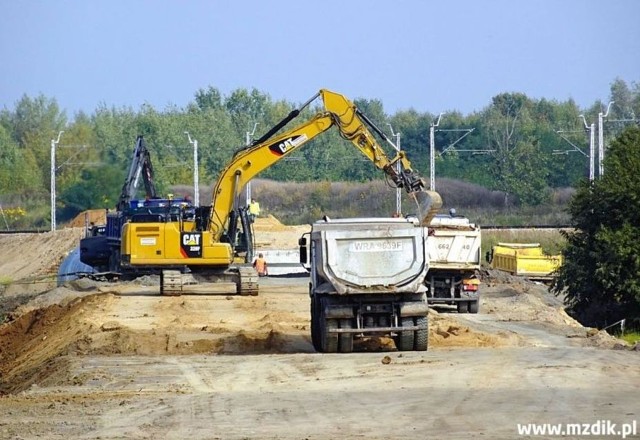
<box><xmin>0</xmin><ymin>226</ymin><xmax>638</xmax><ymax>439</ymax></box>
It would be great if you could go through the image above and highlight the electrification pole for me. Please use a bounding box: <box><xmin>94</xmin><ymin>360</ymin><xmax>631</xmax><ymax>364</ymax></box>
<box><xmin>185</xmin><ymin>132</ymin><xmax>199</xmax><ymax>206</ymax></box>
<box><xmin>598</xmin><ymin>101</ymin><xmax>614</xmax><ymax>177</ymax></box>
<box><xmin>579</xmin><ymin>115</ymin><xmax>595</xmax><ymax>182</ymax></box>
<box><xmin>387</xmin><ymin>124</ymin><xmax>402</xmax><ymax>216</ymax></box>
<box><xmin>50</xmin><ymin>131</ymin><xmax>63</xmax><ymax>232</ymax></box>
<box><xmin>429</xmin><ymin>114</ymin><xmax>443</xmax><ymax>191</ymax></box>
<box><xmin>245</xmin><ymin>122</ymin><xmax>258</xmax><ymax>206</ymax></box>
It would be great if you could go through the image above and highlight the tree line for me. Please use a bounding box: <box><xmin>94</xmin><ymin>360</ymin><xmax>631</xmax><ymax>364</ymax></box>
<box><xmin>0</xmin><ymin>78</ymin><xmax>639</xmax><ymax>228</ymax></box>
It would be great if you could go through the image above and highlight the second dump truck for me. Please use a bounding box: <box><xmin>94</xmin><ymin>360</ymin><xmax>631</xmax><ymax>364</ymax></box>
<box><xmin>425</xmin><ymin>212</ymin><xmax>482</xmax><ymax>313</ymax></box>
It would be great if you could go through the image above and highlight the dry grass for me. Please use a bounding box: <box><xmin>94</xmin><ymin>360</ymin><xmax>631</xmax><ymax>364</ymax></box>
<box><xmin>171</xmin><ymin>178</ymin><xmax>573</xmax><ymax>227</ymax></box>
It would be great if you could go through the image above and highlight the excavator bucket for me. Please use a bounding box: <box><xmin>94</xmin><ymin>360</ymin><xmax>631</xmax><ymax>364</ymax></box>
<box><xmin>411</xmin><ymin>190</ymin><xmax>443</xmax><ymax>225</ymax></box>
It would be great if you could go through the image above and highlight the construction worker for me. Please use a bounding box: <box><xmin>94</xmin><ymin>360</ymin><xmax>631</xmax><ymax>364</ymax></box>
<box><xmin>252</xmin><ymin>253</ymin><xmax>268</xmax><ymax>276</ymax></box>
<box><xmin>248</xmin><ymin>198</ymin><xmax>260</xmax><ymax>223</ymax></box>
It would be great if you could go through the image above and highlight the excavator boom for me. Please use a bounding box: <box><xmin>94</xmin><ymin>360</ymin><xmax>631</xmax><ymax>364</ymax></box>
<box><xmin>208</xmin><ymin>89</ymin><xmax>441</xmax><ymax>241</ymax></box>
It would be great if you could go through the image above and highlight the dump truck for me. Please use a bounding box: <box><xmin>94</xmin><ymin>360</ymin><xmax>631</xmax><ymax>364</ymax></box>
<box><xmin>425</xmin><ymin>212</ymin><xmax>482</xmax><ymax>313</ymax></box>
<box><xmin>487</xmin><ymin>243</ymin><xmax>562</xmax><ymax>281</ymax></box>
<box><xmin>300</xmin><ymin>215</ymin><xmax>437</xmax><ymax>353</ymax></box>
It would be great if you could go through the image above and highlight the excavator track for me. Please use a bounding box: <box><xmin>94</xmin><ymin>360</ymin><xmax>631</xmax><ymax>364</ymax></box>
<box><xmin>237</xmin><ymin>266</ymin><xmax>259</xmax><ymax>296</ymax></box>
<box><xmin>159</xmin><ymin>267</ymin><xmax>259</xmax><ymax>296</ymax></box>
<box><xmin>160</xmin><ymin>270</ymin><xmax>183</xmax><ymax>296</ymax></box>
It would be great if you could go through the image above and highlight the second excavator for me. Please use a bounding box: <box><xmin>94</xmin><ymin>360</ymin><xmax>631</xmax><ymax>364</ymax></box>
<box><xmin>118</xmin><ymin>89</ymin><xmax>442</xmax><ymax>295</ymax></box>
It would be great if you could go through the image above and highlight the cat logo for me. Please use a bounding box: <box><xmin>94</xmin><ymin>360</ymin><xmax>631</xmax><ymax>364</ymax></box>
<box><xmin>180</xmin><ymin>232</ymin><xmax>202</xmax><ymax>258</ymax></box>
<box><xmin>268</xmin><ymin>134</ymin><xmax>308</xmax><ymax>156</ymax></box>
<box><xmin>182</xmin><ymin>234</ymin><xmax>200</xmax><ymax>246</ymax></box>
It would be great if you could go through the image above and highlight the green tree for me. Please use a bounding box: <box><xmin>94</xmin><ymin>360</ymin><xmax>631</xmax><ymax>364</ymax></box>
<box><xmin>387</xmin><ymin>109</ymin><xmax>432</xmax><ymax>176</ymax></box>
<box><xmin>225</xmin><ymin>88</ymin><xmax>272</xmax><ymax>141</ymax></box>
<box><xmin>609</xmin><ymin>77</ymin><xmax>635</xmax><ymax>120</ymax></box>
<box><xmin>59</xmin><ymin>165</ymin><xmax>125</xmax><ymax>219</ymax></box>
<box><xmin>0</xmin><ymin>125</ymin><xmax>26</xmax><ymax>192</ymax></box>
<box><xmin>551</xmin><ymin>126</ymin><xmax>640</xmax><ymax>328</ymax></box>
<box><xmin>483</xmin><ymin>93</ymin><xmax>549</xmax><ymax>206</ymax></box>
<box><xmin>1</xmin><ymin>94</ymin><xmax>67</xmax><ymax>194</ymax></box>
<box><xmin>193</xmin><ymin>86</ymin><xmax>223</xmax><ymax>111</ymax></box>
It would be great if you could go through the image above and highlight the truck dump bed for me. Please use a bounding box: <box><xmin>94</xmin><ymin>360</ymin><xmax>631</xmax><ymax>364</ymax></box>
<box><xmin>427</xmin><ymin>215</ymin><xmax>481</xmax><ymax>270</ymax></box>
<box><xmin>490</xmin><ymin>243</ymin><xmax>562</xmax><ymax>280</ymax></box>
<box><xmin>311</xmin><ymin>218</ymin><xmax>427</xmax><ymax>295</ymax></box>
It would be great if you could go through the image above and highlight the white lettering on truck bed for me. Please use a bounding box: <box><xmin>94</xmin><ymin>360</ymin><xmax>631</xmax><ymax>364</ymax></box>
<box><xmin>349</xmin><ymin>241</ymin><xmax>404</xmax><ymax>252</ymax></box>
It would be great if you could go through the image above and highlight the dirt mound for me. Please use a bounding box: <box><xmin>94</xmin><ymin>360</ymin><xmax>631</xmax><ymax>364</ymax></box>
<box><xmin>253</xmin><ymin>214</ymin><xmax>288</xmax><ymax>231</ymax></box>
<box><xmin>429</xmin><ymin>312</ymin><xmax>521</xmax><ymax>347</ymax></box>
<box><xmin>0</xmin><ymin>295</ymin><xmax>94</xmax><ymax>395</ymax></box>
<box><xmin>67</xmin><ymin>209</ymin><xmax>106</xmax><ymax>228</ymax></box>
<box><xmin>483</xmin><ymin>282</ymin><xmax>583</xmax><ymax>328</ymax></box>
<box><xmin>0</xmin><ymin>228</ymin><xmax>84</xmax><ymax>285</ymax></box>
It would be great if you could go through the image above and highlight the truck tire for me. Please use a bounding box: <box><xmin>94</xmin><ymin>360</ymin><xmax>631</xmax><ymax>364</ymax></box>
<box><xmin>457</xmin><ymin>301</ymin><xmax>469</xmax><ymax>314</ymax></box>
<box><xmin>396</xmin><ymin>317</ymin><xmax>415</xmax><ymax>351</ymax></box>
<box><xmin>468</xmin><ymin>299</ymin><xmax>480</xmax><ymax>314</ymax></box>
<box><xmin>339</xmin><ymin>319</ymin><xmax>354</xmax><ymax>353</ymax></box>
<box><xmin>414</xmin><ymin>316</ymin><xmax>428</xmax><ymax>351</ymax></box>
<box><xmin>322</xmin><ymin>318</ymin><xmax>339</xmax><ymax>353</ymax></box>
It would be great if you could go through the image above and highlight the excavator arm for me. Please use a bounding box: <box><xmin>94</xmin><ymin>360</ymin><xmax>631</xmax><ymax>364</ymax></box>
<box><xmin>208</xmin><ymin>89</ymin><xmax>441</xmax><ymax>241</ymax></box>
<box><xmin>116</xmin><ymin>135</ymin><xmax>157</xmax><ymax>212</ymax></box>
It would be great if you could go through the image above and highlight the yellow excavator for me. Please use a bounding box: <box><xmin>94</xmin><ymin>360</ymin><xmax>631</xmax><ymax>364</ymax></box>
<box><xmin>119</xmin><ymin>89</ymin><xmax>442</xmax><ymax>295</ymax></box>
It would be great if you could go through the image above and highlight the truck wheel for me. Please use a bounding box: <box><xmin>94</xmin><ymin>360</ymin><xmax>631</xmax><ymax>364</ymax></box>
<box><xmin>396</xmin><ymin>317</ymin><xmax>415</xmax><ymax>351</ymax></box>
<box><xmin>322</xmin><ymin>319</ymin><xmax>339</xmax><ymax>353</ymax></box>
<box><xmin>414</xmin><ymin>316</ymin><xmax>428</xmax><ymax>351</ymax></box>
<box><xmin>339</xmin><ymin>319</ymin><xmax>354</xmax><ymax>353</ymax></box>
<box><xmin>457</xmin><ymin>301</ymin><xmax>469</xmax><ymax>314</ymax></box>
<box><xmin>468</xmin><ymin>300</ymin><xmax>480</xmax><ymax>314</ymax></box>
<box><xmin>310</xmin><ymin>295</ymin><xmax>322</xmax><ymax>352</ymax></box>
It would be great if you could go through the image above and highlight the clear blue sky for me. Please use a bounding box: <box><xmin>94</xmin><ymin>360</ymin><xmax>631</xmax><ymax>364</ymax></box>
<box><xmin>1</xmin><ymin>0</ymin><xmax>639</xmax><ymax>117</ymax></box>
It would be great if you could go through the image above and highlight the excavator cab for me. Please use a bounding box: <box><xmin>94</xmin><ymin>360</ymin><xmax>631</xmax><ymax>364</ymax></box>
<box><xmin>224</xmin><ymin>208</ymin><xmax>254</xmax><ymax>263</ymax></box>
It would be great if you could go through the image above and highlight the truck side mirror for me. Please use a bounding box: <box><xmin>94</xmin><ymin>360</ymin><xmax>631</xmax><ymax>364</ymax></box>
<box><xmin>299</xmin><ymin>236</ymin><xmax>308</xmax><ymax>265</ymax></box>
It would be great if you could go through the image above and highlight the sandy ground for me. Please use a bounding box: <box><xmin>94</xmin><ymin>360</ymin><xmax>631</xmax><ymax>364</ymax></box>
<box><xmin>0</xmin><ymin>218</ymin><xmax>638</xmax><ymax>439</ymax></box>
